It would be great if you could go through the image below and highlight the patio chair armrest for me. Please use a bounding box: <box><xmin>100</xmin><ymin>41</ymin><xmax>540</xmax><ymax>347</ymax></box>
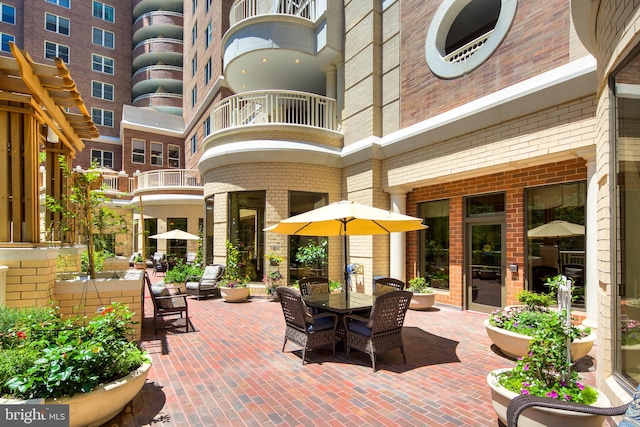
<box><xmin>344</xmin><ymin>313</ymin><xmax>370</xmax><ymax>323</ymax></box>
<box><xmin>154</xmin><ymin>294</ymin><xmax>188</xmax><ymax>301</ymax></box>
<box><xmin>506</xmin><ymin>394</ymin><xmax>629</xmax><ymax>427</ymax></box>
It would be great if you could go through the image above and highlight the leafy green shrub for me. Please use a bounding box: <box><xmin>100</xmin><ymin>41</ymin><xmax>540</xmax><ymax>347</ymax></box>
<box><xmin>296</xmin><ymin>239</ymin><xmax>328</xmax><ymax>271</ymax></box>
<box><xmin>516</xmin><ymin>289</ymin><xmax>555</xmax><ymax>308</ymax></box>
<box><xmin>165</xmin><ymin>260</ymin><xmax>204</xmax><ymax>284</ymax></box>
<box><xmin>407</xmin><ymin>277</ymin><xmax>434</xmax><ymax>293</ymax></box>
<box><xmin>1</xmin><ymin>303</ymin><xmax>147</xmax><ymax>399</ymax></box>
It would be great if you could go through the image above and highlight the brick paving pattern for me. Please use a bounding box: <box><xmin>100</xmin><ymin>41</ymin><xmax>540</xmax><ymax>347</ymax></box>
<box><xmin>103</xmin><ymin>272</ymin><xmax>600</xmax><ymax>427</ymax></box>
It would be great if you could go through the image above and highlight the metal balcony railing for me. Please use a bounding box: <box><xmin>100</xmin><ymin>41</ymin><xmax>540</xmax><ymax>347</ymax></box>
<box><xmin>132</xmin><ymin>169</ymin><xmax>202</xmax><ymax>192</ymax></box>
<box><xmin>230</xmin><ymin>0</ymin><xmax>320</xmax><ymax>26</ymax></box>
<box><xmin>211</xmin><ymin>90</ymin><xmax>337</xmax><ymax>132</ymax></box>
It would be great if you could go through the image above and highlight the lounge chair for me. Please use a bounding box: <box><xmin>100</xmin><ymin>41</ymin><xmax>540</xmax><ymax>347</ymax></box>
<box><xmin>145</xmin><ymin>272</ymin><xmax>190</xmax><ymax>334</ymax></box>
<box><xmin>185</xmin><ymin>264</ymin><xmax>225</xmax><ymax>299</ymax></box>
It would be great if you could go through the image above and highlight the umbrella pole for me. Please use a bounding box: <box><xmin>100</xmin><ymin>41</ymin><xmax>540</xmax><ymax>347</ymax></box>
<box><xmin>343</xmin><ymin>234</ymin><xmax>349</xmax><ymax>298</ymax></box>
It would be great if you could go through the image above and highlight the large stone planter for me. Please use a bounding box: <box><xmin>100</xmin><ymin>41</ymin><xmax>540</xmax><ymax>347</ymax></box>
<box><xmin>409</xmin><ymin>292</ymin><xmax>436</xmax><ymax>310</ymax></box>
<box><xmin>2</xmin><ymin>359</ymin><xmax>151</xmax><ymax>427</ymax></box>
<box><xmin>484</xmin><ymin>319</ymin><xmax>595</xmax><ymax>361</ymax></box>
<box><xmin>220</xmin><ymin>286</ymin><xmax>250</xmax><ymax>302</ymax></box>
<box><xmin>487</xmin><ymin>368</ymin><xmax>610</xmax><ymax>427</ymax></box>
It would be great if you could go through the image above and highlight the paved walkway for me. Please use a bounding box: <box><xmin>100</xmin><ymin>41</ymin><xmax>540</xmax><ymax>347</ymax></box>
<box><xmin>104</xmin><ymin>272</ymin><xmax>600</xmax><ymax>427</ymax></box>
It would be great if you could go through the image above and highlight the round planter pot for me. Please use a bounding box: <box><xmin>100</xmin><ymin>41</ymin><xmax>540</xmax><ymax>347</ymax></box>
<box><xmin>487</xmin><ymin>368</ymin><xmax>610</xmax><ymax>427</ymax></box>
<box><xmin>484</xmin><ymin>319</ymin><xmax>595</xmax><ymax>361</ymax></box>
<box><xmin>220</xmin><ymin>286</ymin><xmax>250</xmax><ymax>302</ymax></box>
<box><xmin>1</xmin><ymin>359</ymin><xmax>152</xmax><ymax>427</ymax></box>
<box><xmin>409</xmin><ymin>293</ymin><xmax>436</xmax><ymax>310</ymax></box>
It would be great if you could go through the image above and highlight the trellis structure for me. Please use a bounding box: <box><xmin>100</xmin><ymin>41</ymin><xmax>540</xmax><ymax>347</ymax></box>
<box><xmin>0</xmin><ymin>42</ymin><xmax>98</xmax><ymax>245</ymax></box>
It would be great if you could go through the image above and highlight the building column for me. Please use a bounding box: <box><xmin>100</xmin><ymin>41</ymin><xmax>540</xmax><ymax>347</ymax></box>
<box><xmin>580</xmin><ymin>150</ymin><xmax>598</xmax><ymax>328</ymax></box>
<box><xmin>389</xmin><ymin>190</ymin><xmax>407</xmax><ymax>283</ymax></box>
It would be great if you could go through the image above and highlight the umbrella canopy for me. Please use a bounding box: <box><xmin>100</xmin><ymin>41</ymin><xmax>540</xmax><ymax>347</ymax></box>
<box><xmin>149</xmin><ymin>229</ymin><xmax>200</xmax><ymax>240</ymax></box>
<box><xmin>264</xmin><ymin>200</ymin><xmax>427</xmax><ymax>296</ymax></box>
<box><xmin>527</xmin><ymin>220</ymin><xmax>585</xmax><ymax>238</ymax></box>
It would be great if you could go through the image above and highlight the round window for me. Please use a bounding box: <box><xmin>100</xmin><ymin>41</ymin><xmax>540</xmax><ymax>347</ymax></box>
<box><xmin>425</xmin><ymin>0</ymin><xmax>517</xmax><ymax>79</ymax></box>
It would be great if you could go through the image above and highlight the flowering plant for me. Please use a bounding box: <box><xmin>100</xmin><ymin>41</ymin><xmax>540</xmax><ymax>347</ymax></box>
<box><xmin>262</xmin><ymin>270</ymin><xmax>283</xmax><ymax>295</ymax></box>
<box><xmin>0</xmin><ymin>303</ymin><xmax>147</xmax><ymax>399</ymax></box>
<box><xmin>622</xmin><ymin>319</ymin><xmax>640</xmax><ymax>346</ymax></box>
<box><xmin>219</xmin><ymin>240</ymin><xmax>249</xmax><ymax>288</ymax></box>
<box><xmin>267</xmin><ymin>251</ymin><xmax>283</xmax><ymax>266</ymax></box>
<box><xmin>494</xmin><ymin>275</ymin><xmax>597</xmax><ymax>404</ymax></box>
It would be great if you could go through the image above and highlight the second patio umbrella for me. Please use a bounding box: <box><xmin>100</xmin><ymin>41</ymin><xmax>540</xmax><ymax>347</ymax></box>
<box><xmin>527</xmin><ymin>220</ymin><xmax>585</xmax><ymax>271</ymax></box>
<box><xmin>149</xmin><ymin>229</ymin><xmax>200</xmax><ymax>240</ymax></box>
<box><xmin>264</xmin><ymin>200</ymin><xmax>427</xmax><ymax>297</ymax></box>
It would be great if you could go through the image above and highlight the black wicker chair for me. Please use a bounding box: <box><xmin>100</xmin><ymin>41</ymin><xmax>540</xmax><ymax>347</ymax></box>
<box><xmin>506</xmin><ymin>390</ymin><xmax>638</xmax><ymax>427</ymax></box>
<box><xmin>343</xmin><ymin>290</ymin><xmax>412</xmax><ymax>372</ymax></box>
<box><xmin>373</xmin><ymin>277</ymin><xmax>405</xmax><ymax>296</ymax></box>
<box><xmin>276</xmin><ymin>286</ymin><xmax>338</xmax><ymax>365</ymax></box>
<box><xmin>145</xmin><ymin>272</ymin><xmax>190</xmax><ymax>334</ymax></box>
<box><xmin>298</xmin><ymin>276</ymin><xmax>329</xmax><ymax>297</ymax></box>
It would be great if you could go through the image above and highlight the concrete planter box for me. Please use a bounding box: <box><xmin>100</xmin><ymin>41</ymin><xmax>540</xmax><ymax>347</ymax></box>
<box><xmin>220</xmin><ymin>286</ymin><xmax>250</xmax><ymax>302</ymax></box>
<box><xmin>409</xmin><ymin>292</ymin><xmax>436</xmax><ymax>310</ymax></box>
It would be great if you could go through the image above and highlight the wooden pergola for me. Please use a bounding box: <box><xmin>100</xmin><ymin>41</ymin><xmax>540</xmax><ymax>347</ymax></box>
<box><xmin>0</xmin><ymin>42</ymin><xmax>98</xmax><ymax>245</ymax></box>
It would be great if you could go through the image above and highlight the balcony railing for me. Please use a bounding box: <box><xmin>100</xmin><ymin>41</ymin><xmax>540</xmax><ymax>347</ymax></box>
<box><xmin>132</xmin><ymin>169</ymin><xmax>202</xmax><ymax>192</ymax></box>
<box><xmin>230</xmin><ymin>0</ymin><xmax>321</xmax><ymax>26</ymax></box>
<box><xmin>212</xmin><ymin>90</ymin><xmax>337</xmax><ymax>132</ymax></box>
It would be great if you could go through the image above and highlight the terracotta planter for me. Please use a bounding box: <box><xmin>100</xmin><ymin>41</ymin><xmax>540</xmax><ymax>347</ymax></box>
<box><xmin>487</xmin><ymin>368</ymin><xmax>610</xmax><ymax>427</ymax></box>
<box><xmin>409</xmin><ymin>293</ymin><xmax>436</xmax><ymax>310</ymax></box>
<box><xmin>220</xmin><ymin>286</ymin><xmax>250</xmax><ymax>302</ymax></box>
<box><xmin>484</xmin><ymin>319</ymin><xmax>595</xmax><ymax>361</ymax></box>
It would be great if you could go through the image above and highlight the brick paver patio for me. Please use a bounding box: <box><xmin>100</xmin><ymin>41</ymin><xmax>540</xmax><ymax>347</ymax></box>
<box><xmin>104</xmin><ymin>272</ymin><xmax>600</xmax><ymax>427</ymax></box>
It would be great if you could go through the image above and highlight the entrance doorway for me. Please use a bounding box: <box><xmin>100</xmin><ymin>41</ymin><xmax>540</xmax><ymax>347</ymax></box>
<box><xmin>467</xmin><ymin>222</ymin><xmax>505</xmax><ymax>312</ymax></box>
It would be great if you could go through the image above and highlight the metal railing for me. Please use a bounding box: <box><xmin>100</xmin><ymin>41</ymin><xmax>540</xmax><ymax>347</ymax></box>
<box><xmin>230</xmin><ymin>0</ymin><xmax>320</xmax><ymax>26</ymax></box>
<box><xmin>133</xmin><ymin>169</ymin><xmax>202</xmax><ymax>191</ymax></box>
<box><xmin>443</xmin><ymin>30</ymin><xmax>493</xmax><ymax>64</ymax></box>
<box><xmin>211</xmin><ymin>90</ymin><xmax>337</xmax><ymax>132</ymax></box>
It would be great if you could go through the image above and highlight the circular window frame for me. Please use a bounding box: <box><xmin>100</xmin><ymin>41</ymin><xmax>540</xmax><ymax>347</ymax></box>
<box><xmin>425</xmin><ymin>0</ymin><xmax>517</xmax><ymax>79</ymax></box>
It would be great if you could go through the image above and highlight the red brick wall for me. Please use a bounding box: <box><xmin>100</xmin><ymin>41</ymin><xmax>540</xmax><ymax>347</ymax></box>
<box><xmin>400</xmin><ymin>0</ymin><xmax>571</xmax><ymax>127</ymax></box>
<box><xmin>405</xmin><ymin>158</ymin><xmax>586</xmax><ymax>308</ymax></box>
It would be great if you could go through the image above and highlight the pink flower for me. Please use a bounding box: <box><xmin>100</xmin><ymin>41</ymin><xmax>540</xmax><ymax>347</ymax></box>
<box><xmin>577</xmin><ymin>382</ymin><xmax>585</xmax><ymax>390</ymax></box>
<box><xmin>546</xmin><ymin>390</ymin><xmax>559</xmax><ymax>399</ymax></box>
<box><xmin>520</xmin><ymin>389</ymin><xmax>530</xmax><ymax>395</ymax></box>
<box><xmin>523</xmin><ymin>363</ymin><xmax>529</xmax><ymax>371</ymax></box>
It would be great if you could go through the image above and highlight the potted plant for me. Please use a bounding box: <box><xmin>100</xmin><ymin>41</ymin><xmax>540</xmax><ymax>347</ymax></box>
<box><xmin>133</xmin><ymin>253</ymin><xmax>145</xmax><ymax>270</ymax></box>
<box><xmin>329</xmin><ymin>280</ymin><xmax>342</xmax><ymax>293</ymax></box>
<box><xmin>263</xmin><ymin>270</ymin><xmax>283</xmax><ymax>296</ymax></box>
<box><xmin>267</xmin><ymin>251</ymin><xmax>283</xmax><ymax>267</ymax></box>
<box><xmin>487</xmin><ymin>275</ymin><xmax>609</xmax><ymax>427</ymax></box>
<box><xmin>165</xmin><ymin>259</ymin><xmax>204</xmax><ymax>293</ymax></box>
<box><xmin>296</xmin><ymin>239</ymin><xmax>328</xmax><ymax>275</ymax></box>
<box><xmin>219</xmin><ymin>240</ymin><xmax>250</xmax><ymax>302</ymax></box>
<box><xmin>0</xmin><ymin>303</ymin><xmax>150</xmax><ymax>427</ymax></box>
<box><xmin>485</xmin><ymin>283</ymin><xmax>594</xmax><ymax>360</ymax></box>
<box><xmin>407</xmin><ymin>277</ymin><xmax>436</xmax><ymax>310</ymax></box>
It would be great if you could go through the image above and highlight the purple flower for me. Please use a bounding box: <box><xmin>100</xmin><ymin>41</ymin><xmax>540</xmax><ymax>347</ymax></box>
<box><xmin>520</xmin><ymin>389</ymin><xmax>530</xmax><ymax>395</ymax></box>
<box><xmin>564</xmin><ymin>394</ymin><xmax>572</xmax><ymax>401</ymax></box>
<box><xmin>523</xmin><ymin>363</ymin><xmax>529</xmax><ymax>371</ymax></box>
<box><xmin>522</xmin><ymin>382</ymin><xmax>530</xmax><ymax>387</ymax></box>
<box><xmin>559</xmin><ymin>381</ymin><xmax>567</xmax><ymax>387</ymax></box>
<box><xmin>546</xmin><ymin>390</ymin><xmax>559</xmax><ymax>399</ymax></box>
<box><xmin>577</xmin><ymin>382</ymin><xmax>585</xmax><ymax>391</ymax></box>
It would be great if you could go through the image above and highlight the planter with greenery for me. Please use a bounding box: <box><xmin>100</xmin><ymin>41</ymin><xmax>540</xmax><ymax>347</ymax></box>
<box><xmin>220</xmin><ymin>240</ymin><xmax>250</xmax><ymax>302</ymax></box>
<box><xmin>0</xmin><ymin>303</ymin><xmax>150</xmax><ymax>427</ymax></box>
<box><xmin>263</xmin><ymin>270</ymin><xmax>283</xmax><ymax>296</ymax></box>
<box><xmin>487</xmin><ymin>275</ymin><xmax>608</xmax><ymax>427</ymax></box>
<box><xmin>164</xmin><ymin>260</ymin><xmax>204</xmax><ymax>292</ymax></box>
<box><xmin>485</xmin><ymin>285</ymin><xmax>594</xmax><ymax>360</ymax></box>
<box><xmin>267</xmin><ymin>251</ymin><xmax>283</xmax><ymax>267</ymax></box>
<box><xmin>407</xmin><ymin>277</ymin><xmax>436</xmax><ymax>310</ymax></box>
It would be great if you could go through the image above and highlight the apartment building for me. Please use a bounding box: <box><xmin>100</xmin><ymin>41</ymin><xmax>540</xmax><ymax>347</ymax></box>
<box><xmin>1</xmin><ymin>0</ymin><xmax>639</xmax><ymax>407</ymax></box>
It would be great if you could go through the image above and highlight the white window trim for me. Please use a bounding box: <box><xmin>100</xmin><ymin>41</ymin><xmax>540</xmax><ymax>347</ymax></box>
<box><xmin>132</xmin><ymin>138</ymin><xmax>145</xmax><ymax>164</ymax></box>
<box><xmin>150</xmin><ymin>142</ymin><xmax>163</xmax><ymax>166</ymax></box>
<box><xmin>44</xmin><ymin>40</ymin><xmax>69</xmax><ymax>62</ymax></box>
<box><xmin>92</xmin><ymin>53</ymin><xmax>114</xmax><ymax>74</ymax></box>
<box><xmin>168</xmin><ymin>144</ymin><xmax>180</xmax><ymax>168</ymax></box>
<box><xmin>92</xmin><ymin>27</ymin><xmax>115</xmax><ymax>49</ymax></box>
<box><xmin>0</xmin><ymin>33</ymin><xmax>14</xmax><ymax>53</ymax></box>
<box><xmin>93</xmin><ymin>1</ymin><xmax>115</xmax><ymax>22</ymax></box>
<box><xmin>1</xmin><ymin>3</ymin><xmax>15</xmax><ymax>25</ymax></box>
<box><xmin>91</xmin><ymin>107</ymin><xmax>114</xmax><ymax>127</ymax></box>
<box><xmin>91</xmin><ymin>80</ymin><xmax>114</xmax><ymax>101</ymax></box>
<box><xmin>425</xmin><ymin>0</ymin><xmax>517</xmax><ymax>79</ymax></box>
<box><xmin>46</xmin><ymin>0</ymin><xmax>70</xmax><ymax>8</ymax></box>
<box><xmin>91</xmin><ymin>149</ymin><xmax>114</xmax><ymax>168</ymax></box>
<box><xmin>45</xmin><ymin>12</ymin><xmax>70</xmax><ymax>36</ymax></box>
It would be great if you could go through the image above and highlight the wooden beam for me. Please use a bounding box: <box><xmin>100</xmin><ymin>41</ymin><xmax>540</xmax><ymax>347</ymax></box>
<box><xmin>10</xmin><ymin>112</ymin><xmax>22</xmax><ymax>241</ymax></box>
<box><xmin>0</xmin><ymin>111</ymin><xmax>9</xmax><ymax>241</ymax></box>
<box><xmin>23</xmin><ymin>115</ymin><xmax>38</xmax><ymax>242</ymax></box>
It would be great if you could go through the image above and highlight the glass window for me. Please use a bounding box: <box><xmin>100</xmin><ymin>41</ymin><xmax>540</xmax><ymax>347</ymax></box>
<box><xmin>0</xmin><ymin>33</ymin><xmax>14</xmax><ymax>53</ymax></box>
<box><xmin>168</xmin><ymin>218</ymin><xmax>188</xmax><ymax>258</ymax></box>
<box><xmin>91</xmin><ymin>108</ymin><xmax>113</xmax><ymax>127</ymax></box>
<box><xmin>204</xmin><ymin>58</ymin><xmax>212</xmax><ymax>85</ymax></box>
<box><xmin>206</xmin><ymin>23</ymin><xmax>212</xmax><ymax>48</ymax></box>
<box><xmin>91</xmin><ymin>149</ymin><xmax>113</xmax><ymax>168</ymax></box>
<box><xmin>45</xmin><ymin>13</ymin><xmax>69</xmax><ymax>35</ymax></box>
<box><xmin>132</xmin><ymin>139</ymin><xmax>145</xmax><ymax>164</ymax></box>
<box><xmin>191</xmin><ymin>22</ymin><xmax>197</xmax><ymax>45</ymax></box>
<box><xmin>92</xmin><ymin>27</ymin><xmax>114</xmax><ymax>48</ymax></box>
<box><xmin>191</xmin><ymin>86</ymin><xmax>197</xmax><ymax>107</ymax></box>
<box><xmin>191</xmin><ymin>0</ymin><xmax>197</xmax><ymax>14</ymax></box>
<box><xmin>93</xmin><ymin>1</ymin><xmax>114</xmax><ymax>22</ymax></box>
<box><xmin>45</xmin><ymin>41</ymin><xmax>69</xmax><ymax>63</ymax></box>
<box><xmin>1</xmin><ymin>4</ymin><xmax>15</xmax><ymax>25</ymax></box>
<box><xmin>92</xmin><ymin>54</ymin><xmax>114</xmax><ymax>74</ymax></box>
<box><xmin>190</xmin><ymin>135</ymin><xmax>197</xmax><ymax>154</ymax></box>
<box><xmin>206</xmin><ymin>0</ymin><xmax>212</xmax><ymax>12</ymax></box>
<box><xmin>150</xmin><ymin>142</ymin><xmax>163</xmax><ymax>166</ymax></box>
<box><xmin>466</xmin><ymin>193</ymin><xmax>505</xmax><ymax>217</ymax></box>
<box><xmin>203</xmin><ymin>117</ymin><xmax>210</xmax><ymax>136</ymax></box>
<box><xmin>418</xmin><ymin>200</ymin><xmax>450</xmax><ymax>289</ymax></box>
<box><xmin>191</xmin><ymin>54</ymin><xmax>197</xmax><ymax>77</ymax></box>
<box><xmin>526</xmin><ymin>183</ymin><xmax>586</xmax><ymax>299</ymax></box>
<box><xmin>288</xmin><ymin>191</ymin><xmax>328</xmax><ymax>282</ymax></box>
<box><xmin>46</xmin><ymin>0</ymin><xmax>70</xmax><ymax>7</ymax></box>
<box><xmin>91</xmin><ymin>81</ymin><xmax>114</xmax><ymax>101</ymax></box>
<box><xmin>168</xmin><ymin>145</ymin><xmax>180</xmax><ymax>168</ymax></box>
<box><xmin>614</xmin><ymin>52</ymin><xmax>640</xmax><ymax>387</ymax></box>
<box><xmin>229</xmin><ymin>191</ymin><xmax>266</xmax><ymax>281</ymax></box>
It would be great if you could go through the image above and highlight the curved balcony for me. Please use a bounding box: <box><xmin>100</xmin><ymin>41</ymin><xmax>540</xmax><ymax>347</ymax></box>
<box><xmin>211</xmin><ymin>90</ymin><xmax>337</xmax><ymax>132</ymax></box>
<box><xmin>133</xmin><ymin>0</ymin><xmax>183</xmax><ymax>19</ymax></box>
<box><xmin>132</xmin><ymin>65</ymin><xmax>183</xmax><ymax>97</ymax></box>
<box><xmin>133</xmin><ymin>93</ymin><xmax>183</xmax><ymax>115</ymax></box>
<box><xmin>229</xmin><ymin>0</ymin><xmax>321</xmax><ymax>27</ymax></box>
<box><xmin>133</xmin><ymin>11</ymin><xmax>183</xmax><ymax>46</ymax></box>
<box><xmin>132</xmin><ymin>169</ymin><xmax>201</xmax><ymax>193</ymax></box>
<box><xmin>132</xmin><ymin>38</ymin><xmax>183</xmax><ymax>72</ymax></box>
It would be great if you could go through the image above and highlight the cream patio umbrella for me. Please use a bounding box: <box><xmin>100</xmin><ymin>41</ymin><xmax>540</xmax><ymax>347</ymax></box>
<box><xmin>527</xmin><ymin>220</ymin><xmax>585</xmax><ymax>271</ymax></box>
<box><xmin>264</xmin><ymin>200</ymin><xmax>427</xmax><ymax>297</ymax></box>
<box><xmin>149</xmin><ymin>229</ymin><xmax>200</xmax><ymax>240</ymax></box>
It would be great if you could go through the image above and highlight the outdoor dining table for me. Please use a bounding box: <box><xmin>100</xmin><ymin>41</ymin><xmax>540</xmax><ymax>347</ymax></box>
<box><xmin>303</xmin><ymin>292</ymin><xmax>376</xmax><ymax>339</ymax></box>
